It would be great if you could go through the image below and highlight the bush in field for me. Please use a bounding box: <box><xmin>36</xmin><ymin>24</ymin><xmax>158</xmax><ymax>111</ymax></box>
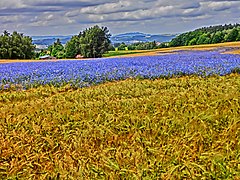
<box><xmin>0</xmin><ymin>31</ymin><xmax>35</xmax><ymax>59</ymax></box>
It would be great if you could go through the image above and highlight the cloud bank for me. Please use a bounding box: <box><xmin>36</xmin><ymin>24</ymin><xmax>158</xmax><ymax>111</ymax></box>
<box><xmin>0</xmin><ymin>0</ymin><xmax>239</xmax><ymax>35</ymax></box>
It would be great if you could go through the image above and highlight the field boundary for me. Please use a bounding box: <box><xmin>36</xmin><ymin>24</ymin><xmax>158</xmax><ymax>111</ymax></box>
<box><xmin>0</xmin><ymin>41</ymin><xmax>240</xmax><ymax>64</ymax></box>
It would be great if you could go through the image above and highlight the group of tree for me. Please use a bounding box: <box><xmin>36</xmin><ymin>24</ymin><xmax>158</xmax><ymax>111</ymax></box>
<box><xmin>41</xmin><ymin>25</ymin><xmax>111</xmax><ymax>59</ymax></box>
<box><xmin>2</xmin><ymin>23</ymin><xmax>240</xmax><ymax>60</ymax></box>
<box><xmin>115</xmin><ymin>41</ymin><xmax>159</xmax><ymax>51</ymax></box>
<box><xmin>170</xmin><ymin>23</ymin><xmax>240</xmax><ymax>47</ymax></box>
<box><xmin>0</xmin><ymin>31</ymin><xmax>35</xmax><ymax>59</ymax></box>
<box><xmin>1</xmin><ymin>25</ymin><xmax>111</xmax><ymax>60</ymax></box>
<box><xmin>48</xmin><ymin>39</ymin><xmax>65</xmax><ymax>59</ymax></box>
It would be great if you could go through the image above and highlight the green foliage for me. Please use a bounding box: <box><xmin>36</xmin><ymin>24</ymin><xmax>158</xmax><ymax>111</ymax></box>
<box><xmin>225</xmin><ymin>28</ymin><xmax>239</xmax><ymax>42</ymax></box>
<box><xmin>48</xmin><ymin>39</ymin><xmax>65</xmax><ymax>59</ymax></box>
<box><xmin>1</xmin><ymin>74</ymin><xmax>240</xmax><ymax>179</ymax></box>
<box><xmin>117</xmin><ymin>41</ymin><xmax>158</xmax><ymax>51</ymax></box>
<box><xmin>65</xmin><ymin>35</ymin><xmax>81</xmax><ymax>58</ymax></box>
<box><xmin>170</xmin><ymin>23</ymin><xmax>240</xmax><ymax>47</ymax></box>
<box><xmin>48</xmin><ymin>25</ymin><xmax>111</xmax><ymax>59</ymax></box>
<box><xmin>117</xmin><ymin>42</ymin><xmax>127</xmax><ymax>50</ymax></box>
<box><xmin>103</xmin><ymin>50</ymin><xmax>154</xmax><ymax>57</ymax></box>
<box><xmin>0</xmin><ymin>31</ymin><xmax>35</xmax><ymax>59</ymax></box>
<box><xmin>188</xmin><ymin>38</ymin><xmax>197</xmax><ymax>45</ymax></box>
<box><xmin>133</xmin><ymin>41</ymin><xmax>157</xmax><ymax>50</ymax></box>
<box><xmin>79</xmin><ymin>25</ymin><xmax>111</xmax><ymax>58</ymax></box>
<box><xmin>197</xmin><ymin>33</ymin><xmax>211</xmax><ymax>44</ymax></box>
<box><xmin>211</xmin><ymin>32</ymin><xmax>224</xmax><ymax>44</ymax></box>
<box><xmin>170</xmin><ymin>33</ymin><xmax>186</xmax><ymax>47</ymax></box>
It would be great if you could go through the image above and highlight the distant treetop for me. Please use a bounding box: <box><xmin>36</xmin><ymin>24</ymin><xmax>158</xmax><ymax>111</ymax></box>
<box><xmin>170</xmin><ymin>23</ymin><xmax>240</xmax><ymax>47</ymax></box>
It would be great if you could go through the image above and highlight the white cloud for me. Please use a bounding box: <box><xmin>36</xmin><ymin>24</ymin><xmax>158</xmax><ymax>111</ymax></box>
<box><xmin>207</xmin><ymin>1</ymin><xmax>238</xmax><ymax>11</ymax></box>
<box><xmin>0</xmin><ymin>0</ymin><xmax>25</xmax><ymax>9</ymax></box>
<box><xmin>0</xmin><ymin>0</ymin><xmax>239</xmax><ymax>35</ymax></box>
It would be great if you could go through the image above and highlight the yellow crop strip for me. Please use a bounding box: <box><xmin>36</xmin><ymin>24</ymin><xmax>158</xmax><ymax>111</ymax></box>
<box><xmin>0</xmin><ymin>74</ymin><xmax>240</xmax><ymax>179</ymax></box>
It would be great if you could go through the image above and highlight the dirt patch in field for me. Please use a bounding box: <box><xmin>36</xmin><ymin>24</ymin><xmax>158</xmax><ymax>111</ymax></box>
<box><xmin>228</xmin><ymin>50</ymin><xmax>240</xmax><ymax>54</ymax></box>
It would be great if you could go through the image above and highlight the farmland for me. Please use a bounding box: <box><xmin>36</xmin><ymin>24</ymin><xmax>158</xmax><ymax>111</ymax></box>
<box><xmin>103</xmin><ymin>41</ymin><xmax>240</xmax><ymax>58</ymax></box>
<box><xmin>0</xmin><ymin>46</ymin><xmax>240</xmax><ymax>179</ymax></box>
<box><xmin>1</xmin><ymin>48</ymin><xmax>240</xmax><ymax>90</ymax></box>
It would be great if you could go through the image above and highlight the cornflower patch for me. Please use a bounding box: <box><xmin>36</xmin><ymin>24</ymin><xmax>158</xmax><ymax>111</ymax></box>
<box><xmin>0</xmin><ymin>50</ymin><xmax>239</xmax><ymax>90</ymax></box>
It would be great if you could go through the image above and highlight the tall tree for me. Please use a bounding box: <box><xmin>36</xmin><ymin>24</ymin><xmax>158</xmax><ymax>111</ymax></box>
<box><xmin>0</xmin><ymin>31</ymin><xmax>35</xmax><ymax>59</ymax></box>
<box><xmin>79</xmin><ymin>25</ymin><xmax>111</xmax><ymax>58</ymax></box>
<box><xmin>65</xmin><ymin>35</ymin><xmax>81</xmax><ymax>58</ymax></box>
<box><xmin>48</xmin><ymin>39</ymin><xmax>65</xmax><ymax>58</ymax></box>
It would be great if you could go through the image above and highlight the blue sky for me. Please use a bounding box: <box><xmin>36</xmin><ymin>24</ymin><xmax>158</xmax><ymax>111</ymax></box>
<box><xmin>0</xmin><ymin>0</ymin><xmax>239</xmax><ymax>36</ymax></box>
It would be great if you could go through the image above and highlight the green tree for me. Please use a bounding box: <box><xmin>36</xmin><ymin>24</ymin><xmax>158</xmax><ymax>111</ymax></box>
<box><xmin>237</xmin><ymin>32</ymin><xmax>240</xmax><ymax>41</ymax></box>
<box><xmin>118</xmin><ymin>42</ymin><xmax>127</xmax><ymax>50</ymax></box>
<box><xmin>211</xmin><ymin>32</ymin><xmax>224</xmax><ymax>44</ymax></box>
<box><xmin>0</xmin><ymin>31</ymin><xmax>10</xmax><ymax>59</ymax></box>
<box><xmin>188</xmin><ymin>38</ymin><xmax>197</xmax><ymax>45</ymax></box>
<box><xmin>0</xmin><ymin>30</ymin><xmax>35</xmax><ymax>59</ymax></box>
<box><xmin>48</xmin><ymin>39</ymin><xmax>65</xmax><ymax>58</ymax></box>
<box><xmin>79</xmin><ymin>25</ymin><xmax>111</xmax><ymax>58</ymax></box>
<box><xmin>225</xmin><ymin>28</ymin><xmax>239</xmax><ymax>42</ymax></box>
<box><xmin>65</xmin><ymin>35</ymin><xmax>81</xmax><ymax>58</ymax></box>
<box><xmin>197</xmin><ymin>33</ymin><xmax>211</xmax><ymax>45</ymax></box>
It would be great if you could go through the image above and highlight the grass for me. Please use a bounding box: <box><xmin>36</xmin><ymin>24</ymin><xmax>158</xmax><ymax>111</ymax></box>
<box><xmin>0</xmin><ymin>74</ymin><xmax>240</xmax><ymax>179</ymax></box>
<box><xmin>103</xmin><ymin>41</ymin><xmax>240</xmax><ymax>58</ymax></box>
<box><xmin>103</xmin><ymin>50</ymin><xmax>156</xmax><ymax>57</ymax></box>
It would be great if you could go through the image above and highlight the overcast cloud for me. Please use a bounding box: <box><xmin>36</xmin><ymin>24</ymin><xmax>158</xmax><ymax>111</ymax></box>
<box><xmin>0</xmin><ymin>0</ymin><xmax>239</xmax><ymax>35</ymax></box>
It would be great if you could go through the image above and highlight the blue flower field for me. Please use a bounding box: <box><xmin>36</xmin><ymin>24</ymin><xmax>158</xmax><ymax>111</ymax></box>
<box><xmin>1</xmin><ymin>50</ymin><xmax>240</xmax><ymax>89</ymax></box>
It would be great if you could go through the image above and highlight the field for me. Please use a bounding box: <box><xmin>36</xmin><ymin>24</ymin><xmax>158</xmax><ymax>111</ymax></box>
<box><xmin>1</xmin><ymin>75</ymin><xmax>240</xmax><ymax>179</ymax></box>
<box><xmin>1</xmin><ymin>48</ymin><xmax>240</xmax><ymax>90</ymax></box>
<box><xmin>1</xmin><ymin>42</ymin><xmax>240</xmax><ymax>64</ymax></box>
<box><xmin>0</xmin><ymin>43</ymin><xmax>240</xmax><ymax>179</ymax></box>
<box><xmin>103</xmin><ymin>42</ymin><xmax>240</xmax><ymax>58</ymax></box>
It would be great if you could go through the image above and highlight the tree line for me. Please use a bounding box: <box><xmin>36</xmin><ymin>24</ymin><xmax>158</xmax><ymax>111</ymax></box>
<box><xmin>114</xmin><ymin>41</ymin><xmax>161</xmax><ymax>51</ymax></box>
<box><xmin>169</xmin><ymin>23</ymin><xmax>240</xmax><ymax>47</ymax></box>
<box><xmin>1</xmin><ymin>23</ymin><xmax>240</xmax><ymax>60</ymax></box>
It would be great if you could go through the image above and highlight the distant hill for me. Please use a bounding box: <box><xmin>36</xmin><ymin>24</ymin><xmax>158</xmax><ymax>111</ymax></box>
<box><xmin>111</xmin><ymin>32</ymin><xmax>176</xmax><ymax>45</ymax></box>
<box><xmin>32</xmin><ymin>36</ymin><xmax>72</xmax><ymax>48</ymax></box>
<box><xmin>32</xmin><ymin>32</ymin><xmax>176</xmax><ymax>48</ymax></box>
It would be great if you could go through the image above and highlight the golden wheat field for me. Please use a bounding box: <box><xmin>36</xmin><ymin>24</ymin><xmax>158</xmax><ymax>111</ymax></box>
<box><xmin>0</xmin><ymin>74</ymin><xmax>240</xmax><ymax>179</ymax></box>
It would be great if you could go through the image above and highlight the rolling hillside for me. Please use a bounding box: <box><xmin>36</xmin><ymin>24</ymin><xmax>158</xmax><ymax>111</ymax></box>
<box><xmin>32</xmin><ymin>32</ymin><xmax>176</xmax><ymax>48</ymax></box>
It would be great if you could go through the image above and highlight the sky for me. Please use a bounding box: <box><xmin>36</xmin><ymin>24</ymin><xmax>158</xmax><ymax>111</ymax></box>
<box><xmin>0</xmin><ymin>0</ymin><xmax>240</xmax><ymax>36</ymax></box>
